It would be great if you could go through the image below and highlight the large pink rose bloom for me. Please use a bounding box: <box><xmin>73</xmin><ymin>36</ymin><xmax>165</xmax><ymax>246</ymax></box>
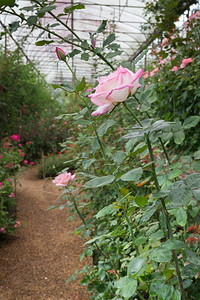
<box><xmin>89</xmin><ymin>66</ymin><xmax>143</xmax><ymax>116</ymax></box>
<box><xmin>52</xmin><ymin>172</ymin><xmax>75</xmax><ymax>187</ymax></box>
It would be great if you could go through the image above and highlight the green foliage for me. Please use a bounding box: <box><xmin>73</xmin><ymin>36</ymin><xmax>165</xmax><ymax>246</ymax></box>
<box><xmin>0</xmin><ymin>47</ymin><xmax>70</xmax><ymax>160</ymax></box>
<box><xmin>143</xmin><ymin>20</ymin><xmax>200</xmax><ymax>151</ymax></box>
<box><xmin>0</xmin><ymin>135</ymin><xmax>24</xmax><ymax>237</ymax></box>
<box><xmin>38</xmin><ymin>151</ymin><xmax>75</xmax><ymax>179</ymax></box>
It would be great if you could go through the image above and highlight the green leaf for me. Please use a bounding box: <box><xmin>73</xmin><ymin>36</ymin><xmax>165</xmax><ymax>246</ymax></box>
<box><xmin>37</xmin><ymin>5</ymin><xmax>56</xmax><ymax>17</ymax></box>
<box><xmin>35</xmin><ymin>40</ymin><xmax>54</xmax><ymax>46</ymax></box>
<box><xmin>174</xmin><ymin>208</ymin><xmax>187</xmax><ymax>226</ymax></box>
<box><xmin>103</xmin><ymin>33</ymin><xmax>115</xmax><ymax>47</ymax></box>
<box><xmin>134</xmin><ymin>236</ymin><xmax>147</xmax><ymax>246</ymax></box>
<box><xmin>168</xmin><ymin>169</ymin><xmax>182</xmax><ymax>180</ymax></box>
<box><xmin>82</xmin><ymin>158</ymin><xmax>96</xmax><ymax>170</ymax></box>
<box><xmin>183</xmin><ymin>116</ymin><xmax>200</xmax><ymax>129</ymax></box>
<box><xmin>172</xmin><ymin>290</ymin><xmax>181</xmax><ymax>300</ymax></box>
<box><xmin>183</xmin><ymin>248</ymin><xmax>200</xmax><ymax>265</ymax></box>
<box><xmin>64</xmin><ymin>2</ymin><xmax>85</xmax><ymax>14</ymax></box>
<box><xmin>75</xmin><ymin>119</ymin><xmax>91</xmax><ymax>126</ymax></box>
<box><xmin>81</xmin><ymin>52</ymin><xmax>89</xmax><ymax>61</ymax></box>
<box><xmin>9</xmin><ymin>21</ymin><xmax>20</xmax><ymax>33</ymax></box>
<box><xmin>174</xmin><ymin>130</ymin><xmax>185</xmax><ymax>144</ymax></box>
<box><xmin>95</xmin><ymin>204</ymin><xmax>115</xmax><ymax>219</ymax></box>
<box><xmin>149</xmin><ymin>230</ymin><xmax>164</xmax><ymax>242</ymax></box>
<box><xmin>128</xmin><ymin>257</ymin><xmax>146</xmax><ymax>276</ymax></box>
<box><xmin>106</xmin><ymin>50</ymin><xmax>123</xmax><ymax>58</ymax></box>
<box><xmin>0</xmin><ymin>0</ymin><xmax>15</xmax><ymax>7</ymax></box>
<box><xmin>135</xmin><ymin>196</ymin><xmax>148</xmax><ymax>208</ymax></box>
<box><xmin>69</xmin><ymin>49</ymin><xmax>81</xmax><ymax>57</ymax></box>
<box><xmin>149</xmin><ymin>248</ymin><xmax>172</xmax><ymax>263</ymax></box>
<box><xmin>162</xmin><ymin>240</ymin><xmax>184</xmax><ymax>250</ymax></box>
<box><xmin>27</xmin><ymin>15</ymin><xmax>37</xmax><ymax>26</ymax></box>
<box><xmin>194</xmin><ymin>150</ymin><xmax>200</xmax><ymax>160</ymax></box>
<box><xmin>117</xmin><ymin>277</ymin><xmax>137</xmax><ymax>299</ymax></box>
<box><xmin>150</xmin><ymin>280</ymin><xmax>165</xmax><ymax>296</ymax></box>
<box><xmin>97</xmin><ymin>119</ymin><xmax>115</xmax><ymax>137</ymax></box>
<box><xmin>158</xmin><ymin>284</ymin><xmax>174</xmax><ymax>300</ymax></box>
<box><xmin>183</xmin><ymin>173</ymin><xmax>200</xmax><ymax>189</ymax></box>
<box><xmin>76</xmin><ymin>77</ymin><xmax>86</xmax><ymax>92</ymax></box>
<box><xmin>120</xmin><ymin>167</ymin><xmax>143</xmax><ymax>182</ymax></box>
<box><xmin>84</xmin><ymin>175</ymin><xmax>115</xmax><ymax>188</ymax></box>
<box><xmin>113</xmin><ymin>151</ymin><xmax>126</xmax><ymax>164</ymax></box>
<box><xmin>96</xmin><ymin>20</ymin><xmax>107</xmax><ymax>33</ymax></box>
<box><xmin>181</xmin><ymin>264</ymin><xmax>199</xmax><ymax>279</ymax></box>
<box><xmin>59</xmin><ymin>83</ymin><xmax>75</xmax><ymax>93</ymax></box>
<box><xmin>183</xmin><ymin>279</ymin><xmax>192</xmax><ymax>289</ymax></box>
<box><xmin>140</xmin><ymin>206</ymin><xmax>157</xmax><ymax>223</ymax></box>
<box><xmin>168</xmin><ymin>187</ymin><xmax>192</xmax><ymax>208</ymax></box>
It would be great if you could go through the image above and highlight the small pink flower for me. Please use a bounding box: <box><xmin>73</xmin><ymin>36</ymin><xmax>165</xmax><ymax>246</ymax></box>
<box><xmin>56</xmin><ymin>47</ymin><xmax>66</xmax><ymax>61</ymax></box>
<box><xmin>0</xmin><ymin>155</ymin><xmax>1</xmax><ymax>159</ymax></box>
<box><xmin>14</xmin><ymin>220</ymin><xmax>21</xmax><ymax>228</ymax></box>
<box><xmin>0</xmin><ymin>182</ymin><xmax>2</xmax><ymax>188</ymax></box>
<box><xmin>21</xmin><ymin>108</ymin><xmax>25</xmax><ymax>114</ymax></box>
<box><xmin>161</xmin><ymin>37</ymin><xmax>169</xmax><ymax>47</ymax></box>
<box><xmin>150</xmin><ymin>67</ymin><xmax>159</xmax><ymax>77</ymax></box>
<box><xmin>180</xmin><ymin>58</ymin><xmax>193</xmax><ymax>68</ymax></box>
<box><xmin>23</xmin><ymin>160</ymin><xmax>28</xmax><ymax>164</ymax></box>
<box><xmin>10</xmin><ymin>134</ymin><xmax>20</xmax><ymax>141</ymax></box>
<box><xmin>9</xmin><ymin>193</ymin><xmax>15</xmax><ymax>198</ymax></box>
<box><xmin>143</xmin><ymin>71</ymin><xmax>149</xmax><ymax>79</ymax></box>
<box><xmin>52</xmin><ymin>172</ymin><xmax>75</xmax><ymax>187</ymax></box>
<box><xmin>171</xmin><ymin>66</ymin><xmax>179</xmax><ymax>71</ymax></box>
<box><xmin>29</xmin><ymin>162</ymin><xmax>35</xmax><ymax>165</ymax></box>
<box><xmin>158</xmin><ymin>59</ymin><xmax>167</xmax><ymax>65</ymax></box>
<box><xmin>0</xmin><ymin>227</ymin><xmax>6</xmax><ymax>234</ymax></box>
<box><xmin>7</xmin><ymin>179</ymin><xmax>11</xmax><ymax>182</ymax></box>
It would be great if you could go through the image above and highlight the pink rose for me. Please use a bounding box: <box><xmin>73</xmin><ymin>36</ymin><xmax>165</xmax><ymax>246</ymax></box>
<box><xmin>180</xmin><ymin>58</ymin><xmax>193</xmax><ymax>68</ymax></box>
<box><xmin>150</xmin><ymin>67</ymin><xmax>159</xmax><ymax>77</ymax></box>
<box><xmin>0</xmin><ymin>227</ymin><xmax>6</xmax><ymax>234</ymax></box>
<box><xmin>23</xmin><ymin>160</ymin><xmax>28</xmax><ymax>164</ymax></box>
<box><xmin>9</xmin><ymin>193</ymin><xmax>15</xmax><ymax>198</ymax></box>
<box><xmin>143</xmin><ymin>71</ymin><xmax>149</xmax><ymax>79</ymax></box>
<box><xmin>14</xmin><ymin>220</ymin><xmax>21</xmax><ymax>228</ymax></box>
<box><xmin>161</xmin><ymin>37</ymin><xmax>169</xmax><ymax>47</ymax></box>
<box><xmin>29</xmin><ymin>162</ymin><xmax>35</xmax><ymax>165</ymax></box>
<box><xmin>56</xmin><ymin>47</ymin><xmax>66</xmax><ymax>61</ymax></box>
<box><xmin>10</xmin><ymin>134</ymin><xmax>20</xmax><ymax>141</ymax></box>
<box><xmin>52</xmin><ymin>172</ymin><xmax>75</xmax><ymax>187</ymax></box>
<box><xmin>89</xmin><ymin>66</ymin><xmax>143</xmax><ymax>116</ymax></box>
<box><xmin>171</xmin><ymin>66</ymin><xmax>179</xmax><ymax>71</ymax></box>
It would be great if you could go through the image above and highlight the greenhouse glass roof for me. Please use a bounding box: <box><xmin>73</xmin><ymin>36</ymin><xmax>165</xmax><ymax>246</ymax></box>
<box><xmin>0</xmin><ymin>0</ymin><xmax>199</xmax><ymax>83</ymax></box>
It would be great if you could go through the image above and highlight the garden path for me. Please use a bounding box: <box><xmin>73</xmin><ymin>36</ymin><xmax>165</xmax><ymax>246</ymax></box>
<box><xmin>0</xmin><ymin>166</ymin><xmax>90</xmax><ymax>300</ymax></box>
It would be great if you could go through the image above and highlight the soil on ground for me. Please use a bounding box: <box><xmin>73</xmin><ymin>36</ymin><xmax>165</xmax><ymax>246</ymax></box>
<box><xmin>0</xmin><ymin>166</ymin><xmax>91</xmax><ymax>300</ymax></box>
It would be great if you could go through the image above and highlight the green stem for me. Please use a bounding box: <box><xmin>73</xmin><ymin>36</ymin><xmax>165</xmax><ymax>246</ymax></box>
<box><xmin>67</xmin><ymin>188</ymin><xmax>109</xmax><ymax>261</ymax></box>
<box><xmin>65</xmin><ymin>60</ymin><xmax>78</xmax><ymax>82</ymax></box>
<box><xmin>123</xmin><ymin>102</ymin><xmax>143</xmax><ymax>127</ymax></box>
<box><xmin>158</xmin><ymin>137</ymin><xmax>170</xmax><ymax>165</ymax></box>
<box><xmin>79</xmin><ymin>94</ymin><xmax>136</xmax><ymax>249</ymax></box>
<box><xmin>146</xmin><ymin>136</ymin><xmax>185</xmax><ymax>299</ymax></box>
<box><xmin>33</xmin><ymin>0</ymin><xmax>82</xmax><ymax>43</ymax></box>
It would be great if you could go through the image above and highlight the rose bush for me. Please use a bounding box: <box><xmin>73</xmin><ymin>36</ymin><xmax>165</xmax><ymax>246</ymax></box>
<box><xmin>52</xmin><ymin>172</ymin><xmax>75</xmax><ymax>187</ymax></box>
<box><xmin>89</xmin><ymin>66</ymin><xmax>143</xmax><ymax>116</ymax></box>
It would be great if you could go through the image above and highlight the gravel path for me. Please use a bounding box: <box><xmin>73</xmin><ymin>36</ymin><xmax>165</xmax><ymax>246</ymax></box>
<box><xmin>0</xmin><ymin>166</ymin><xmax>90</xmax><ymax>300</ymax></box>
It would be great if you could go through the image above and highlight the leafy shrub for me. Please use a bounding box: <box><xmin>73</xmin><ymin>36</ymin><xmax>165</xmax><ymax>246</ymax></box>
<box><xmin>0</xmin><ymin>135</ymin><xmax>24</xmax><ymax>237</ymax></box>
<box><xmin>38</xmin><ymin>151</ymin><xmax>76</xmax><ymax>179</ymax></box>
